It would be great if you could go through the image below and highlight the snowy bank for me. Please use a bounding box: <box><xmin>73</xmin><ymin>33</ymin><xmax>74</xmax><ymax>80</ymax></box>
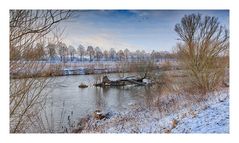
<box><xmin>73</xmin><ymin>88</ymin><xmax>229</xmax><ymax>133</ymax></box>
<box><xmin>171</xmin><ymin>94</ymin><xmax>229</xmax><ymax>133</ymax></box>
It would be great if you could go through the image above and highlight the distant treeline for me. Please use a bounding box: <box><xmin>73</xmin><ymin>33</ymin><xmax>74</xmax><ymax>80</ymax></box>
<box><xmin>10</xmin><ymin>42</ymin><xmax>176</xmax><ymax>62</ymax></box>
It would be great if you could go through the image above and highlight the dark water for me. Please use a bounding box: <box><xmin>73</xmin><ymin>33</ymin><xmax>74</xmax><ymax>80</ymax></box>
<box><xmin>44</xmin><ymin>73</ymin><xmax>154</xmax><ymax>130</ymax></box>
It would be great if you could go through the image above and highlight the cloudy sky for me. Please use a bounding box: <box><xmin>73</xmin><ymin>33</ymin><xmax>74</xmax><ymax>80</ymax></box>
<box><xmin>60</xmin><ymin>10</ymin><xmax>229</xmax><ymax>52</ymax></box>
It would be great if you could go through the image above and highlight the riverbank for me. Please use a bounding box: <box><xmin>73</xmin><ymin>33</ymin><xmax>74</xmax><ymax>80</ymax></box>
<box><xmin>10</xmin><ymin>60</ymin><xmax>179</xmax><ymax>79</ymax></box>
<box><xmin>73</xmin><ymin>88</ymin><xmax>229</xmax><ymax>133</ymax></box>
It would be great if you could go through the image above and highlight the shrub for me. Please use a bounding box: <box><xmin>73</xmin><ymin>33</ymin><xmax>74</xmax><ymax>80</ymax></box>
<box><xmin>175</xmin><ymin>14</ymin><xmax>229</xmax><ymax>94</ymax></box>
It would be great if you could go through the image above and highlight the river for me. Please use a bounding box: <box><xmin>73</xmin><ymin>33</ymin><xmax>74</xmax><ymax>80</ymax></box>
<box><xmin>43</xmin><ymin>73</ymin><xmax>154</xmax><ymax>131</ymax></box>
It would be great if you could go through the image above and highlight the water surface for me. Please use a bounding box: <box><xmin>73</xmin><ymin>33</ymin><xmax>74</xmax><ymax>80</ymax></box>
<box><xmin>44</xmin><ymin>73</ymin><xmax>154</xmax><ymax>130</ymax></box>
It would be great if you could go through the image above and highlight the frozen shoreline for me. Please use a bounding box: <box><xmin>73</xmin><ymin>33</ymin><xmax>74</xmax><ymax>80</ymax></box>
<box><xmin>75</xmin><ymin>88</ymin><xmax>229</xmax><ymax>133</ymax></box>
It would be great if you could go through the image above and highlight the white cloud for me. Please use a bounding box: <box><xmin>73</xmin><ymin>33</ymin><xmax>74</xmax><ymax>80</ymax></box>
<box><xmin>63</xmin><ymin>32</ymin><xmax>144</xmax><ymax>52</ymax></box>
<box><xmin>61</xmin><ymin>21</ymin><xmax>146</xmax><ymax>52</ymax></box>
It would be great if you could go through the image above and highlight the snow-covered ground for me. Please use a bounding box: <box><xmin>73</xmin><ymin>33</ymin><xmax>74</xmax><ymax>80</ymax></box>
<box><xmin>75</xmin><ymin>88</ymin><xmax>229</xmax><ymax>133</ymax></box>
<box><xmin>171</xmin><ymin>94</ymin><xmax>229</xmax><ymax>133</ymax></box>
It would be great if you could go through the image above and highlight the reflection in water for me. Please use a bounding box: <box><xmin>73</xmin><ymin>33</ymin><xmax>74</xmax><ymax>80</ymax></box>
<box><xmin>94</xmin><ymin>87</ymin><xmax>105</xmax><ymax>110</ymax></box>
<box><xmin>144</xmin><ymin>86</ymin><xmax>154</xmax><ymax>109</ymax></box>
<box><xmin>44</xmin><ymin>73</ymin><xmax>153</xmax><ymax>129</ymax></box>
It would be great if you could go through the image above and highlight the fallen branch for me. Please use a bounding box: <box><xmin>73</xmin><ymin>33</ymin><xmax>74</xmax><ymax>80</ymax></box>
<box><xmin>94</xmin><ymin>75</ymin><xmax>148</xmax><ymax>87</ymax></box>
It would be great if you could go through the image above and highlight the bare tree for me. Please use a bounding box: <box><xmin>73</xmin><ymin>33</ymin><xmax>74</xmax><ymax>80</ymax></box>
<box><xmin>151</xmin><ymin>50</ymin><xmax>156</xmax><ymax>62</ymax></box>
<box><xmin>10</xmin><ymin>10</ymin><xmax>72</xmax><ymax>133</ymax></box>
<box><xmin>87</xmin><ymin>46</ymin><xmax>95</xmax><ymax>62</ymax></box>
<box><xmin>57</xmin><ymin>42</ymin><xmax>68</xmax><ymax>63</ymax></box>
<box><xmin>135</xmin><ymin>50</ymin><xmax>141</xmax><ymax>61</ymax></box>
<box><xmin>35</xmin><ymin>43</ymin><xmax>46</xmax><ymax>60</ymax></box>
<box><xmin>109</xmin><ymin>48</ymin><xmax>116</xmax><ymax>61</ymax></box>
<box><xmin>68</xmin><ymin>45</ymin><xmax>76</xmax><ymax>62</ymax></box>
<box><xmin>117</xmin><ymin>50</ymin><xmax>125</xmax><ymax>61</ymax></box>
<box><xmin>95</xmin><ymin>46</ymin><xmax>103</xmax><ymax>61</ymax></box>
<box><xmin>141</xmin><ymin>50</ymin><xmax>146</xmax><ymax>60</ymax></box>
<box><xmin>77</xmin><ymin>44</ymin><xmax>85</xmax><ymax>62</ymax></box>
<box><xmin>175</xmin><ymin>13</ymin><xmax>229</xmax><ymax>94</ymax></box>
<box><xmin>46</xmin><ymin>43</ymin><xmax>57</xmax><ymax>61</ymax></box>
<box><xmin>124</xmin><ymin>48</ymin><xmax>130</xmax><ymax>61</ymax></box>
<box><xmin>103</xmin><ymin>50</ymin><xmax>109</xmax><ymax>61</ymax></box>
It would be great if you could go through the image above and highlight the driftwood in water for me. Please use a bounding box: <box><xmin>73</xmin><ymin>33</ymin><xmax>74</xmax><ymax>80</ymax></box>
<box><xmin>94</xmin><ymin>75</ymin><xmax>148</xmax><ymax>87</ymax></box>
<box><xmin>93</xmin><ymin>110</ymin><xmax>105</xmax><ymax>120</ymax></box>
<box><xmin>78</xmin><ymin>83</ymin><xmax>88</xmax><ymax>88</ymax></box>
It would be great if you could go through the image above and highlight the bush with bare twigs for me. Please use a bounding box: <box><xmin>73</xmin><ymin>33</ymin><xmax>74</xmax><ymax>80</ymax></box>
<box><xmin>175</xmin><ymin>13</ymin><xmax>229</xmax><ymax>95</ymax></box>
<box><xmin>10</xmin><ymin>10</ymin><xmax>72</xmax><ymax>133</ymax></box>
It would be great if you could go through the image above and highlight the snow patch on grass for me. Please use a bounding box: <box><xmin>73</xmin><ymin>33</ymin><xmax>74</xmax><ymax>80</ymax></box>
<box><xmin>77</xmin><ymin>88</ymin><xmax>229</xmax><ymax>133</ymax></box>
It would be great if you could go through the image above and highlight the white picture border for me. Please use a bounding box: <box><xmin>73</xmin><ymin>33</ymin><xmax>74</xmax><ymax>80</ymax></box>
<box><xmin>0</xmin><ymin>0</ymin><xmax>238</xmax><ymax>143</ymax></box>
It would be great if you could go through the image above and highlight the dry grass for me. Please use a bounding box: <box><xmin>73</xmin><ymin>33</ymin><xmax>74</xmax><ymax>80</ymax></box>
<box><xmin>145</xmin><ymin>62</ymin><xmax>228</xmax><ymax>117</ymax></box>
